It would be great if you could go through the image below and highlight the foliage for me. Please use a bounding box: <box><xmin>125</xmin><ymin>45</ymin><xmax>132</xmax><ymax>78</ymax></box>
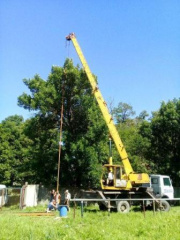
<box><xmin>0</xmin><ymin>115</ymin><xmax>32</xmax><ymax>185</ymax></box>
<box><xmin>0</xmin><ymin>58</ymin><xmax>180</xmax><ymax>188</ymax></box>
<box><xmin>113</xmin><ymin>119</ymin><xmax>150</xmax><ymax>173</ymax></box>
<box><xmin>111</xmin><ymin>99</ymin><xmax>180</xmax><ymax>185</ymax></box>
<box><xmin>147</xmin><ymin>99</ymin><xmax>180</xmax><ymax>185</ymax></box>
<box><xmin>111</xmin><ymin>102</ymin><xmax>150</xmax><ymax>173</ymax></box>
<box><xmin>112</xmin><ymin>102</ymin><xmax>135</xmax><ymax>123</ymax></box>
<box><xmin>17</xmin><ymin>59</ymin><xmax>108</xmax><ymax>187</ymax></box>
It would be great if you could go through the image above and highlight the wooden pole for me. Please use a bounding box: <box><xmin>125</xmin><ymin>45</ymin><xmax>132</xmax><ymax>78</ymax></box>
<box><xmin>57</xmin><ymin>83</ymin><xmax>64</xmax><ymax>192</ymax></box>
<box><xmin>143</xmin><ymin>200</ymin><xmax>146</xmax><ymax>218</ymax></box>
<box><xmin>81</xmin><ymin>201</ymin><xmax>84</xmax><ymax>217</ymax></box>
<box><xmin>108</xmin><ymin>199</ymin><xmax>111</xmax><ymax>216</ymax></box>
<box><xmin>73</xmin><ymin>202</ymin><xmax>76</xmax><ymax>219</ymax></box>
<box><xmin>153</xmin><ymin>200</ymin><xmax>155</xmax><ymax>215</ymax></box>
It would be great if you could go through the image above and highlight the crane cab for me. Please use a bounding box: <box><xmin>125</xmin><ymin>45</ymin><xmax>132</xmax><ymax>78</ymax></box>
<box><xmin>101</xmin><ymin>164</ymin><xmax>132</xmax><ymax>190</ymax></box>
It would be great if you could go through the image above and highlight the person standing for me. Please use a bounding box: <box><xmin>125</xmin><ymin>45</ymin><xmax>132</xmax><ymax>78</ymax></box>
<box><xmin>64</xmin><ymin>190</ymin><xmax>71</xmax><ymax>209</ymax></box>
<box><xmin>50</xmin><ymin>189</ymin><xmax>56</xmax><ymax>201</ymax></box>
<box><xmin>56</xmin><ymin>191</ymin><xmax>61</xmax><ymax>206</ymax></box>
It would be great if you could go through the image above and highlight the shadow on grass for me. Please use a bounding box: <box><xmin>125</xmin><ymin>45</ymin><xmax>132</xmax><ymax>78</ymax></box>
<box><xmin>83</xmin><ymin>208</ymin><xmax>100</xmax><ymax>213</ymax></box>
<box><xmin>132</xmin><ymin>206</ymin><xmax>142</xmax><ymax>212</ymax></box>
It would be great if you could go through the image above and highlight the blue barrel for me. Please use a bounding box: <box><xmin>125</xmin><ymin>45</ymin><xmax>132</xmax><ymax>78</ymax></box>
<box><xmin>59</xmin><ymin>205</ymin><xmax>67</xmax><ymax>217</ymax></box>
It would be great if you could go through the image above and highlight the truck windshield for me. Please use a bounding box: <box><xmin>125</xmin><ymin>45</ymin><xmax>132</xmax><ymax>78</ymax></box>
<box><xmin>163</xmin><ymin>178</ymin><xmax>171</xmax><ymax>186</ymax></box>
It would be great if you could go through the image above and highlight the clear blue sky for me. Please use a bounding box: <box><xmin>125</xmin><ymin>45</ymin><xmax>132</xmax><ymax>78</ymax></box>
<box><xmin>0</xmin><ymin>0</ymin><xmax>180</xmax><ymax>122</ymax></box>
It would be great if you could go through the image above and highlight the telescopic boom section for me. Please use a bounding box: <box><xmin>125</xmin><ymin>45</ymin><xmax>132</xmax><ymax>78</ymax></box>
<box><xmin>66</xmin><ymin>33</ymin><xmax>133</xmax><ymax>175</ymax></box>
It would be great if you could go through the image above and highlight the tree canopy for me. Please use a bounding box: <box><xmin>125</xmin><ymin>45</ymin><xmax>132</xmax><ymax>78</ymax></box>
<box><xmin>17</xmin><ymin>59</ymin><xmax>109</xmax><ymax>187</ymax></box>
<box><xmin>0</xmin><ymin>59</ymin><xmax>180</xmax><ymax>187</ymax></box>
<box><xmin>146</xmin><ymin>99</ymin><xmax>180</xmax><ymax>185</ymax></box>
<box><xmin>0</xmin><ymin>115</ymin><xmax>32</xmax><ymax>185</ymax></box>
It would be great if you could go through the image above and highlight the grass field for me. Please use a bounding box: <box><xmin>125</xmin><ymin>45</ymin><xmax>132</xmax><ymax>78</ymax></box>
<box><xmin>0</xmin><ymin>204</ymin><xmax>180</xmax><ymax>240</ymax></box>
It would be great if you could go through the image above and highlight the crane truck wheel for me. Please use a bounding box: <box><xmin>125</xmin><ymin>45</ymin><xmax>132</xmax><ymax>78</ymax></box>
<box><xmin>116</xmin><ymin>201</ymin><xmax>130</xmax><ymax>213</ymax></box>
<box><xmin>155</xmin><ymin>200</ymin><xmax>170</xmax><ymax>212</ymax></box>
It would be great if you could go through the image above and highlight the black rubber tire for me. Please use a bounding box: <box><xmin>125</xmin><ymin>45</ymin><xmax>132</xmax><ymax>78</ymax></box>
<box><xmin>156</xmin><ymin>200</ymin><xmax>170</xmax><ymax>212</ymax></box>
<box><xmin>116</xmin><ymin>201</ymin><xmax>130</xmax><ymax>213</ymax></box>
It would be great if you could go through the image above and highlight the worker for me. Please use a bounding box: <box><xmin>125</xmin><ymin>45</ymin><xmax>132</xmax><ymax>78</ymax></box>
<box><xmin>56</xmin><ymin>191</ymin><xmax>61</xmax><ymax>206</ymax></box>
<box><xmin>64</xmin><ymin>190</ymin><xmax>71</xmax><ymax>210</ymax></box>
<box><xmin>50</xmin><ymin>189</ymin><xmax>56</xmax><ymax>201</ymax></box>
<box><xmin>107</xmin><ymin>169</ymin><xmax>114</xmax><ymax>186</ymax></box>
<box><xmin>46</xmin><ymin>199</ymin><xmax>57</xmax><ymax>212</ymax></box>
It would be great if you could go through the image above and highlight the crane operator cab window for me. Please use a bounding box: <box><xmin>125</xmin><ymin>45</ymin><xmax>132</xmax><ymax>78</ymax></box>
<box><xmin>115</xmin><ymin>166</ymin><xmax>127</xmax><ymax>188</ymax></box>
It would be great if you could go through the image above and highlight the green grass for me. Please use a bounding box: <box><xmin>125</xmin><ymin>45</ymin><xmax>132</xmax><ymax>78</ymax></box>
<box><xmin>0</xmin><ymin>205</ymin><xmax>180</xmax><ymax>240</ymax></box>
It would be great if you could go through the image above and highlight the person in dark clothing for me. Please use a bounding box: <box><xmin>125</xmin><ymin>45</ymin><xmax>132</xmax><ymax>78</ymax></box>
<box><xmin>50</xmin><ymin>189</ymin><xmax>56</xmax><ymax>201</ymax></box>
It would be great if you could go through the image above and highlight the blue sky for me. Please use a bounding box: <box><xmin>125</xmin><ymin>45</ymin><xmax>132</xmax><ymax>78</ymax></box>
<box><xmin>0</xmin><ymin>0</ymin><xmax>180</xmax><ymax>122</ymax></box>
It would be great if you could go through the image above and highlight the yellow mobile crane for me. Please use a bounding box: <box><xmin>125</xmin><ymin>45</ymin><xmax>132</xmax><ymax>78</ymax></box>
<box><xmin>66</xmin><ymin>33</ymin><xmax>170</xmax><ymax>212</ymax></box>
<box><xmin>66</xmin><ymin>33</ymin><xmax>149</xmax><ymax>189</ymax></box>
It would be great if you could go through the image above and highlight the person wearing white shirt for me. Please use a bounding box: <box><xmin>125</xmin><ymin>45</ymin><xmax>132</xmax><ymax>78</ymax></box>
<box><xmin>107</xmin><ymin>169</ymin><xmax>114</xmax><ymax>186</ymax></box>
<box><xmin>64</xmin><ymin>190</ymin><xmax>71</xmax><ymax>210</ymax></box>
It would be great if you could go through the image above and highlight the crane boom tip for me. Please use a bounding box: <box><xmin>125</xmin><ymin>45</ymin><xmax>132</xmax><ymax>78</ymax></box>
<box><xmin>66</xmin><ymin>33</ymin><xmax>75</xmax><ymax>41</ymax></box>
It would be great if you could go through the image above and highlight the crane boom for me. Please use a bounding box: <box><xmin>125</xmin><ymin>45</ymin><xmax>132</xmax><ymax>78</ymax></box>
<box><xmin>66</xmin><ymin>33</ymin><xmax>133</xmax><ymax>175</ymax></box>
<box><xmin>66</xmin><ymin>33</ymin><xmax>150</xmax><ymax>186</ymax></box>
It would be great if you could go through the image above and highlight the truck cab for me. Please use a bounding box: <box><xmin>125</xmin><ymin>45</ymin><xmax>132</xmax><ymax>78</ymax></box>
<box><xmin>142</xmin><ymin>175</ymin><xmax>174</xmax><ymax>199</ymax></box>
<box><xmin>150</xmin><ymin>175</ymin><xmax>174</xmax><ymax>199</ymax></box>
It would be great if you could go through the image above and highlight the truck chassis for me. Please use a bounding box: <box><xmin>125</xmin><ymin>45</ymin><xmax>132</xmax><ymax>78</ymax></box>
<box><xmin>80</xmin><ymin>188</ymin><xmax>170</xmax><ymax>213</ymax></box>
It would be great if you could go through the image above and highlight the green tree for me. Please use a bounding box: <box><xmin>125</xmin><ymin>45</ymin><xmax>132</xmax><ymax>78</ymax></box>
<box><xmin>0</xmin><ymin>115</ymin><xmax>32</xmax><ymax>185</ymax></box>
<box><xmin>112</xmin><ymin>119</ymin><xmax>150</xmax><ymax>173</ymax></box>
<box><xmin>149</xmin><ymin>99</ymin><xmax>180</xmax><ymax>185</ymax></box>
<box><xmin>137</xmin><ymin>110</ymin><xmax>149</xmax><ymax>121</ymax></box>
<box><xmin>18</xmin><ymin>59</ymin><xmax>108</xmax><ymax>187</ymax></box>
<box><xmin>112</xmin><ymin>102</ymin><xmax>135</xmax><ymax>123</ymax></box>
<box><xmin>111</xmin><ymin>103</ymin><xmax>150</xmax><ymax>173</ymax></box>
<box><xmin>138</xmin><ymin>99</ymin><xmax>180</xmax><ymax>186</ymax></box>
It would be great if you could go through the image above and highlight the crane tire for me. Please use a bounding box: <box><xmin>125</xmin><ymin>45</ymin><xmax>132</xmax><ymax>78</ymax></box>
<box><xmin>116</xmin><ymin>201</ymin><xmax>130</xmax><ymax>213</ymax></box>
<box><xmin>156</xmin><ymin>200</ymin><xmax>170</xmax><ymax>212</ymax></box>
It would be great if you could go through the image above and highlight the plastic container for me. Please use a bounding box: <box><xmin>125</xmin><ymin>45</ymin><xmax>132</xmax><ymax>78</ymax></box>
<box><xmin>59</xmin><ymin>205</ymin><xmax>67</xmax><ymax>217</ymax></box>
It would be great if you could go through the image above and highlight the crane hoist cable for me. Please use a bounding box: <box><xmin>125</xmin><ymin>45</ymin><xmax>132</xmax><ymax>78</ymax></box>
<box><xmin>65</xmin><ymin>38</ymin><xmax>71</xmax><ymax>58</ymax></box>
<box><xmin>56</xmin><ymin>71</ymin><xmax>66</xmax><ymax>192</ymax></box>
<box><xmin>57</xmin><ymin>41</ymin><xmax>72</xmax><ymax>191</ymax></box>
